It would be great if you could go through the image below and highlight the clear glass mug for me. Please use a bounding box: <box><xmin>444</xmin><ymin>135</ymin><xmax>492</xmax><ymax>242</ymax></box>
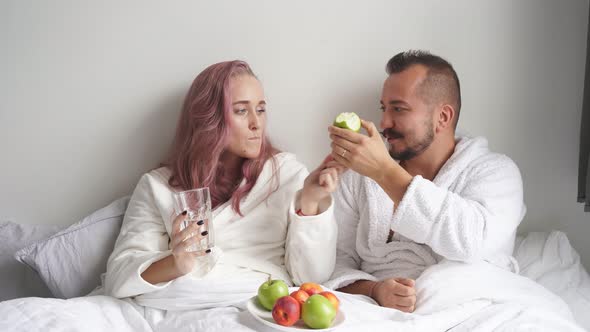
<box><xmin>171</xmin><ymin>187</ymin><xmax>215</xmax><ymax>252</ymax></box>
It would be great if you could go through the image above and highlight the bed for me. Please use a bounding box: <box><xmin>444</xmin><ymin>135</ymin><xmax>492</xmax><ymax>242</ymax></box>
<box><xmin>1</xmin><ymin>198</ymin><xmax>589</xmax><ymax>331</ymax></box>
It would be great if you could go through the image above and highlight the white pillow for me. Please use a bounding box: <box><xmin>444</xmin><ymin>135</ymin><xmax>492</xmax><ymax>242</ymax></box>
<box><xmin>0</xmin><ymin>221</ymin><xmax>62</xmax><ymax>300</ymax></box>
<box><xmin>15</xmin><ymin>197</ymin><xmax>130</xmax><ymax>299</ymax></box>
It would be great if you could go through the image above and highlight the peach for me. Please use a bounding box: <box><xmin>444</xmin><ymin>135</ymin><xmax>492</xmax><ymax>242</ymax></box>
<box><xmin>272</xmin><ymin>296</ymin><xmax>300</xmax><ymax>327</ymax></box>
<box><xmin>319</xmin><ymin>291</ymin><xmax>340</xmax><ymax>311</ymax></box>
<box><xmin>299</xmin><ymin>282</ymin><xmax>323</xmax><ymax>296</ymax></box>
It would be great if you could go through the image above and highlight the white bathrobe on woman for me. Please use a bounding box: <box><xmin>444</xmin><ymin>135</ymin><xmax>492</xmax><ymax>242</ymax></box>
<box><xmin>104</xmin><ymin>152</ymin><xmax>337</xmax><ymax>310</ymax></box>
<box><xmin>325</xmin><ymin>136</ymin><xmax>526</xmax><ymax>288</ymax></box>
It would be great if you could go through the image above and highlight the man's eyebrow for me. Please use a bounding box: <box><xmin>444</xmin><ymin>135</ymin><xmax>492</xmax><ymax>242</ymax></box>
<box><xmin>388</xmin><ymin>100</ymin><xmax>410</xmax><ymax>106</ymax></box>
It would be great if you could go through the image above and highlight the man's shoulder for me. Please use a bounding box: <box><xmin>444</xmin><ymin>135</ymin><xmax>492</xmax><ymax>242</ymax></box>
<box><xmin>456</xmin><ymin>135</ymin><xmax>518</xmax><ymax>165</ymax></box>
<box><xmin>454</xmin><ymin>136</ymin><xmax>521</xmax><ymax>180</ymax></box>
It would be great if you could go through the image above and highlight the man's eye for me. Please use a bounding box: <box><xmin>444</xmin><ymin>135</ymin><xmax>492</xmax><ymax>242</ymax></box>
<box><xmin>393</xmin><ymin>107</ymin><xmax>403</xmax><ymax>112</ymax></box>
<box><xmin>257</xmin><ymin>108</ymin><xmax>266</xmax><ymax>113</ymax></box>
<box><xmin>379</xmin><ymin>106</ymin><xmax>385</xmax><ymax>112</ymax></box>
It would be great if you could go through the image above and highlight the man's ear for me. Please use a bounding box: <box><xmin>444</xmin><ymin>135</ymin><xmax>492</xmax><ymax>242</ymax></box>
<box><xmin>436</xmin><ymin>104</ymin><xmax>455</xmax><ymax>133</ymax></box>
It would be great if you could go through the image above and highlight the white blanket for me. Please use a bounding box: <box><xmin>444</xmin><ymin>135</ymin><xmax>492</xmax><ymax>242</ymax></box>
<box><xmin>2</xmin><ymin>231</ymin><xmax>587</xmax><ymax>331</ymax></box>
<box><xmin>514</xmin><ymin>231</ymin><xmax>590</xmax><ymax>329</ymax></box>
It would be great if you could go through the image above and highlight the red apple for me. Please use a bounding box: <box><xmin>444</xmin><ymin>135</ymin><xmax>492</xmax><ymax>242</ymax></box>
<box><xmin>319</xmin><ymin>291</ymin><xmax>340</xmax><ymax>311</ymax></box>
<box><xmin>299</xmin><ymin>282</ymin><xmax>323</xmax><ymax>296</ymax></box>
<box><xmin>272</xmin><ymin>296</ymin><xmax>300</xmax><ymax>327</ymax></box>
<box><xmin>290</xmin><ymin>290</ymin><xmax>310</xmax><ymax>313</ymax></box>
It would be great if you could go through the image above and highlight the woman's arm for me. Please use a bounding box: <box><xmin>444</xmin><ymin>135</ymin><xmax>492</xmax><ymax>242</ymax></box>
<box><xmin>104</xmin><ymin>173</ymin><xmax>210</xmax><ymax>298</ymax></box>
<box><xmin>140</xmin><ymin>211</ymin><xmax>209</xmax><ymax>284</ymax></box>
<box><xmin>284</xmin><ymin>157</ymin><xmax>344</xmax><ymax>285</ymax></box>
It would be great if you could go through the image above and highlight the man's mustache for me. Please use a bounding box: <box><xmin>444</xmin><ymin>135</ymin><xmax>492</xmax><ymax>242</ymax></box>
<box><xmin>382</xmin><ymin>128</ymin><xmax>404</xmax><ymax>139</ymax></box>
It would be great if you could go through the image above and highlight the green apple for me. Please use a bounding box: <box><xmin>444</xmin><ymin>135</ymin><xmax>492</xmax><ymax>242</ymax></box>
<box><xmin>257</xmin><ymin>276</ymin><xmax>289</xmax><ymax>311</ymax></box>
<box><xmin>333</xmin><ymin>112</ymin><xmax>361</xmax><ymax>132</ymax></box>
<box><xmin>302</xmin><ymin>294</ymin><xmax>337</xmax><ymax>329</ymax></box>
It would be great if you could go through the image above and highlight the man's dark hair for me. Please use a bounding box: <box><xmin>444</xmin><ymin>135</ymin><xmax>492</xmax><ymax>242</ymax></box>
<box><xmin>386</xmin><ymin>50</ymin><xmax>461</xmax><ymax>128</ymax></box>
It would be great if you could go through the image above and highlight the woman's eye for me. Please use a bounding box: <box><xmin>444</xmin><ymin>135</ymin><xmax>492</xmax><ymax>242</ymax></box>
<box><xmin>235</xmin><ymin>109</ymin><xmax>247</xmax><ymax>115</ymax></box>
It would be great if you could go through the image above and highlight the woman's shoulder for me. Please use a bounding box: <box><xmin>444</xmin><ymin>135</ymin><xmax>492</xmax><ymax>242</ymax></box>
<box><xmin>146</xmin><ymin>166</ymin><xmax>172</xmax><ymax>183</ymax></box>
<box><xmin>273</xmin><ymin>152</ymin><xmax>304</xmax><ymax>168</ymax></box>
<box><xmin>133</xmin><ymin>166</ymin><xmax>175</xmax><ymax>195</ymax></box>
<box><xmin>271</xmin><ymin>152</ymin><xmax>309</xmax><ymax>176</ymax></box>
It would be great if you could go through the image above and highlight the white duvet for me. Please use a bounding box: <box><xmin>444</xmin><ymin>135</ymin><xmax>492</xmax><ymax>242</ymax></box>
<box><xmin>1</xmin><ymin>231</ymin><xmax>589</xmax><ymax>332</ymax></box>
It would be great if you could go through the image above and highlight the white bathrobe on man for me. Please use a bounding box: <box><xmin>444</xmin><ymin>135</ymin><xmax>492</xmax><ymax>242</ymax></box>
<box><xmin>325</xmin><ymin>135</ymin><xmax>581</xmax><ymax>330</ymax></box>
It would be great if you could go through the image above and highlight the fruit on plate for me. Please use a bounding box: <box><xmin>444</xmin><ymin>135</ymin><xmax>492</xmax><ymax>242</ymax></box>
<box><xmin>290</xmin><ymin>289</ymin><xmax>310</xmax><ymax>308</ymax></box>
<box><xmin>333</xmin><ymin>112</ymin><xmax>361</xmax><ymax>132</ymax></box>
<box><xmin>272</xmin><ymin>295</ymin><xmax>300</xmax><ymax>327</ymax></box>
<box><xmin>299</xmin><ymin>282</ymin><xmax>323</xmax><ymax>296</ymax></box>
<box><xmin>319</xmin><ymin>291</ymin><xmax>340</xmax><ymax>311</ymax></box>
<box><xmin>301</xmin><ymin>294</ymin><xmax>337</xmax><ymax>329</ymax></box>
<box><xmin>257</xmin><ymin>276</ymin><xmax>289</xmax><ymax>311</ymax></box>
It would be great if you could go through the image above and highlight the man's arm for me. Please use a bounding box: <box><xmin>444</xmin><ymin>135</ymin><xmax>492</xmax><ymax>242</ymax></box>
<box><xmin>389</xmin><ymin>157</ymin><xmax>524</xmax><ymax>262</ymax></box>
<box><xmin>329</xmin><ymin>120</ymin><xmax>524</xmax><ymax>262</ymax></box>
<box><xmin>337</xmin><ymin>279</ymin><xmax>377</xmax><ymax>297</ymax></box>
<box><xmin>338</xmin><ymin>278</ymin><xmax>417</xmax><ymax>313</ymax></box>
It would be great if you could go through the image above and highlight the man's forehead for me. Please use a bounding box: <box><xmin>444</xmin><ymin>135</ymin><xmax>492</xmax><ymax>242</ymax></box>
<box><xmin>382</xmin><ymin>65</ymin><xmax>428</xmax><ymax>97</ymax></box>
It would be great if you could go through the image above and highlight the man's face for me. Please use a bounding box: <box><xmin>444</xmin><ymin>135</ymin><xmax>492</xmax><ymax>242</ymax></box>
<box><xmin>379</xmin><ymin>65</ymin><xmax>435</xmax><ymax>161</ymax></box>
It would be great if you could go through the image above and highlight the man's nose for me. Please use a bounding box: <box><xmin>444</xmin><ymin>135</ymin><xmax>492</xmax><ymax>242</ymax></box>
<box><xmin>380</xmin><ymin>112</ymin><xmax>394</xmax><ymax>130</ymax></box>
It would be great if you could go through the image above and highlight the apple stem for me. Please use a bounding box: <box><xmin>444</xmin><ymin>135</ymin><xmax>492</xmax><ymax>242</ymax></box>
<box><xmin>267</xmin><ymin>273</ymin><xmax>271</xmax><ymax>284</ymax></box>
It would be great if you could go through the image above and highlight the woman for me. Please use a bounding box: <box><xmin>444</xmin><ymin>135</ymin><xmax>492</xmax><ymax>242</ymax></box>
<box><xmin>104</xmin><ymin>60</ymin><xmax>341</xmax><ymax>309</ymax></box>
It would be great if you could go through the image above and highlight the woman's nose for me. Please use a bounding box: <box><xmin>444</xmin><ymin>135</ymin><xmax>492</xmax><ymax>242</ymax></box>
<box><xmin>249</xmin><ymin>112</ymin><xmax>260</xmax><ymax>130</ymax></box>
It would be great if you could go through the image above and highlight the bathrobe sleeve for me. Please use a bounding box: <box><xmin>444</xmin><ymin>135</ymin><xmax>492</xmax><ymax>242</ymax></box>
<box><xmin>104</xmin><ymin>173</ymin><xmax>176</xmax><ymax>298</ymax></box>
<box><xmin>284</xmin><ymin>164</ymin><xmax>338</xmax><ymax>286</ymax></box>
<box><xmin>391</xmin><ymin>155</ymin><xmax>525</xmax><ymax>262</ymax></box>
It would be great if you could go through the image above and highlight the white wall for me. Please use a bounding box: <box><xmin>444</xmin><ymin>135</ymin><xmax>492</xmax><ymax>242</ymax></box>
<box><xmin>2</xmin><ymin>1</ymin><xmax>589</xmax><ymax>268</ymax></box>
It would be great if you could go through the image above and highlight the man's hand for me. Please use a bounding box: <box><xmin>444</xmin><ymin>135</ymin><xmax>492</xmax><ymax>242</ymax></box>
<box><xmin>329</xmin><ymin>119</ymin><xmax>413</xmax><ymax>204</ymax></box>
<box><xmin>373</xmin><ymin>278</ymin><xmax>416</xmax><ymax>313</ymax></box>
<box><xmin>329</xmin><ymin>119</ymin><xmax>396</xmax><ymax>182</ymax></box>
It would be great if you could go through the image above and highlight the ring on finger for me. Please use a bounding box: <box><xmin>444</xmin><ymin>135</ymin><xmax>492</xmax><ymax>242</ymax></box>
<box><xmin>341</xmin><ymin>149</ymin><xmax>347</xmax><ymax>158</ymax></box>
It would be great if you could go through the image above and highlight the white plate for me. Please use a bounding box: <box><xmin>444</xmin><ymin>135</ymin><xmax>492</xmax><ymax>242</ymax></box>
<box><xmin>246</xmin><ymin>288</ymin><xmax>345</xmax><ymax>331</ymax></box>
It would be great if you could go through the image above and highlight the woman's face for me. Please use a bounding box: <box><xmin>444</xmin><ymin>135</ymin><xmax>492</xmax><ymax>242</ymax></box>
<box><xmin>225</xmin><ymin>74</ymin><xmax>266</xmax><ymax>159</ymax></box>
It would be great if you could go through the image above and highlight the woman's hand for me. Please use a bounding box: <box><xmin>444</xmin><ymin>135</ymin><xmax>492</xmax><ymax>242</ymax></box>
<box><xmin>140</xmin><ymin>212</ymin><xmax>211</xmax><ymax>285</ymax></box>
<box><xmin>170</xmin><ymin>211</ymin><xmax>210</xmax><ymax>275</ymax></box>
<box><xmin>299</xmin><ymin>155</ymin><xmax>347</xmax><ymax>215</ymax></box>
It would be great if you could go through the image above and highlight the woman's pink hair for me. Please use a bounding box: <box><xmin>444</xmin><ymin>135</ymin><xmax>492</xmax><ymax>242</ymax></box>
<box><xmin>163</xmin><ymin>60</ymin><xmax>279</xmax><ymax>215</ymax></box>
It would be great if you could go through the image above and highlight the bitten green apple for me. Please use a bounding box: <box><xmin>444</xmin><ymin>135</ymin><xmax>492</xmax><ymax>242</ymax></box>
<box><xmin>333</xmin><ymin>112</ymin><xmax>361</xmax><ymax>132</ymax></box>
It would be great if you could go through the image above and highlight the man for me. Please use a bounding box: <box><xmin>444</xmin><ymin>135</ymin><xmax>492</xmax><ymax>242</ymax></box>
<box><xmin>325</xmin><ymin>50</ymin><xmax>526</xmax><ymax>313</ymax></box>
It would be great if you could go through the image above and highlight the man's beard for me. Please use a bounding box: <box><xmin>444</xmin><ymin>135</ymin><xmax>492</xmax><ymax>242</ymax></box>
<box><xmin>384</xmin><ymin>120</ymin><xmax>434</xmax><ymax>161</ymax></box>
